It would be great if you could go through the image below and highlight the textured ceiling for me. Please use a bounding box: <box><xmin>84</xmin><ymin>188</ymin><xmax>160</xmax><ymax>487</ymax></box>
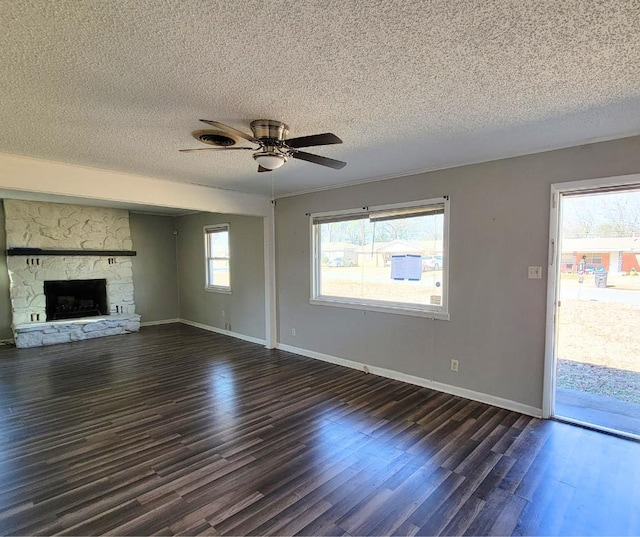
<box><xmin>1</xmin><ymin>0</ymin><xmax>639</xmax><ymax>197</ymax></box>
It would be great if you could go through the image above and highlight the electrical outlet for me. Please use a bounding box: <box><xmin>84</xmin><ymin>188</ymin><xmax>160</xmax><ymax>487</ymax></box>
<box><xmin>291</xmin><ymin>328</ymin><xmax>296</xmax><ymax>336</ymax></box>
<box><xmin>221</xmin><ymin>310</ymin><xmax>225</xmax><ymax>318</ymax></box>
<box><xmin>451</xmin><ymin>359</ymin><xmax>459</xmax><ymax>372</ymax></box>
<box><xmin>528</xmin><ymin>266</ymin><xmax>543</xmax><ymax>279</ymax></box>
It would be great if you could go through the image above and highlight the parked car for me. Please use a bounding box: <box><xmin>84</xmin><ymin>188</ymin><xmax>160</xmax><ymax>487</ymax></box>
<box><xmin>327</xmin><ymin>257</ymin><xmax>355</xmax><ymax>267</ymax></box>
<box><xmin>422</xmin><ymin>255</ymin><xmax>443</xmax><ymax>272</ymax></box>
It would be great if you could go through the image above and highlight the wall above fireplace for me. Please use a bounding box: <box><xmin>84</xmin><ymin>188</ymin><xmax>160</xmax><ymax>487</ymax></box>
<box><xmin>4</xmin><ymin>199</ymin><xmax>133</xmax><ymax>250</ymax></box>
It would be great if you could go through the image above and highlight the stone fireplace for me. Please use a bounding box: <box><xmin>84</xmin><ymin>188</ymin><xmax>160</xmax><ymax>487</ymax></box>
<box><xmin>3</xmin><ymin>200</ymin><xmax>141</xmax><ymax>348</ymax></box>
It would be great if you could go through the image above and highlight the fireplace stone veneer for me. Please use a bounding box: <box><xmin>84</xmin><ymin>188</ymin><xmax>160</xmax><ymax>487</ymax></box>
<box><xmin>7</xmin><ymin>255</ymin><xmax>136</xmax><ymax>325</ymax></box>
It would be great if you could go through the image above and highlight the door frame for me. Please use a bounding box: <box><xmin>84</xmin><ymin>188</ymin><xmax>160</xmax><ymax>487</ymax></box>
<box><xmin>543</xmin><ymin>173</ymin><xmax>640</xmax><ymax>419</ymax></box>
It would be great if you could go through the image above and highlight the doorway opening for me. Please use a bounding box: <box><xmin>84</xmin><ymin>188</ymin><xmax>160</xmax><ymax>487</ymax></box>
<box><xmin>547</xmin><ymin>179</ymin><xmax>640</xmax><ymax>439</ymax></box>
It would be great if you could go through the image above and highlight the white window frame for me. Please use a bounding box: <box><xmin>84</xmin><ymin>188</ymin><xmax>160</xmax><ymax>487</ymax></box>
<box><xmin>204</xmin><ymin>224</ymin><xmax>231</xmax><ymax>294</ymax></box>
<box><xmin>310</xmin><ymin>197</ymin><xmax>450</xmax><ymax>320</ymax></box>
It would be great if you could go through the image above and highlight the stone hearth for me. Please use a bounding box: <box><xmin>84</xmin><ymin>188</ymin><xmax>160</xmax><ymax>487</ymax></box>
<box><xmin>14</xmin><ymin>314</ymin><xmax>141</xmax><ymax>348</ymax></box>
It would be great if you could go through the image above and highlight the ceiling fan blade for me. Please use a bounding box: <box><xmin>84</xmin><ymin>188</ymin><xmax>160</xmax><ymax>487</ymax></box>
<box><xmin>285</xmin><ymin>133</ymin><xmax>342</xmax><ymax>148</ymax></box>
<box><xmin>179</xmin><ymin>147</ymin><xmax>254</xmax><ymax>152</ymax></box>
<box><xmin>199</xmin><ymin>120</ymin><xmax>259</xmax><ymax>144</ymax></box>
<box><xmin>257</xmin><ymin>165</ymin><xmax>272</xmax><ymax>173</ymax></box>
<box><xmin>290</xmin><ymin>150</ymin><xmax>346</xmax><ymax>169</ymax></box>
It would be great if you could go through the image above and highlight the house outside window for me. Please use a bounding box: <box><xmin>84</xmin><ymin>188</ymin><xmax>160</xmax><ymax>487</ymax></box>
<box><xmin>311</xmin><ymin>197</ymin><xmax>449</xmax><ymax>319</ymax></box>
<box><xmin>204</xmin><ymin>224</ymin><xmax>231</xmax><ymax>292</ymax></box>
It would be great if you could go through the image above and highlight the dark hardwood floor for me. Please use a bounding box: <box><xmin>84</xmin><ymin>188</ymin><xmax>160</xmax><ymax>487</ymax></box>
<box><xmin>0</xmin><ymin>324</ymin><xmax>638</xmax><ymax>536</ymax></box>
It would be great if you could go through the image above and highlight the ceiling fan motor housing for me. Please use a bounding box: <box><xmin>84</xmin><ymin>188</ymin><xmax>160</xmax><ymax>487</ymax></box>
<box><xmin>250</xmin><ymin>120</ymin><xmax>289</xmax><ymax>142</ymax></box>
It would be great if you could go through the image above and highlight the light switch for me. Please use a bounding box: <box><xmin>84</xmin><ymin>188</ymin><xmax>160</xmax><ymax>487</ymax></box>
<box><xmin>528</xmin><ymin>266</ymin><xmax>543</xmax><ymax>279</ymax></box>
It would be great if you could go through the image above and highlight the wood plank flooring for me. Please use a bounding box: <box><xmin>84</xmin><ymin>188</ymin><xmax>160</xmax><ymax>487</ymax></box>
<box><xmin>0</xmin><ymin>324</ymin><xmax>638</xmax><ymax>536</ymax></box>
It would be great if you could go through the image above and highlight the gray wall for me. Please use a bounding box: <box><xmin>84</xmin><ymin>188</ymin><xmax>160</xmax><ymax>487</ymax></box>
<box><xmin>130</xmin><ymin>212</ymin><xmax>180</xmax><ymax>323</ymax></box>
<box><xmin>177</xmin><ymin>212</ymin><xmax>265</xmax><ymax>340</ymax></box>
<box><xmin>0</xmin><ymin>201</ymin><xmax>12</xmax><ymax>340</ymax></box>
<box><xmin>276</xmin><ymin>135</ymin><xmax>640</xmax><ymax>410</ymax></box>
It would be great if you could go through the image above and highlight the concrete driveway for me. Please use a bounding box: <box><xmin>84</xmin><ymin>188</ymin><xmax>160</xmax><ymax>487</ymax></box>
<box><xmin>559</xmin><ymin>284</ymin><xmax>640</xmax><ymax>304</ymax></box>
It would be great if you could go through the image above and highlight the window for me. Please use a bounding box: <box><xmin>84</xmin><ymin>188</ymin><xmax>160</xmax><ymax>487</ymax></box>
<box><xmin>204</xmin><ymin>224</ymin><xmax>231</xmax><ymax>292</ymax></box>
<box><xmin>311</xmin><ymin>197</ymin><xmax>449</xmax><ymax>319</ymax></box>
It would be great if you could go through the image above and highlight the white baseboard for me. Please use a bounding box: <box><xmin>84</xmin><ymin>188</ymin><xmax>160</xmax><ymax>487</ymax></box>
<box><xmin>277</xmin><ymin>343</ymin><xmax>542</xmax><ymax>418</ymax></box>
<box><xmin>179</xmin><ymin>319</ymin><xmax>267</xmax><ymax>346</ymax></box>
<box><xmin>140</xmin><ymin>318</ymin><xmax>181</xmax><ymax>327</ymax></box>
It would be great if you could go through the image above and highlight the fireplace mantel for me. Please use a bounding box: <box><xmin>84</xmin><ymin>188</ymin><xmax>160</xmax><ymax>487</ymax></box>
<box><xmin>7</xmin><ymin>248</ymin><xmax>137</xmax><ymax>256</ymax></box>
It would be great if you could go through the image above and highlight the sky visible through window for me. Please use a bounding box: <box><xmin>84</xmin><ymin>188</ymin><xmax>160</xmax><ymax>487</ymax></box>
<box><xmin>563</xmin><ymin>190</ymin><xmax>640</xmax><ymax>239</ymax></box>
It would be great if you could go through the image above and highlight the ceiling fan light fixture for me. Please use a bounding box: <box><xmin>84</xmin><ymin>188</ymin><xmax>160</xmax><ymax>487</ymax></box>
<box><xmin>253</xmin><ymin>152</ymin><xmax>286</xmax><ymax>170</ymax></box>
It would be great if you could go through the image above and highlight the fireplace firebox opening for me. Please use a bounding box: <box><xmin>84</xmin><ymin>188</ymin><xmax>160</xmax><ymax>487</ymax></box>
<box><xmin>44</xmin><ymin>279</ymin><xmax>108</xmax><ymax>321</ymax></box>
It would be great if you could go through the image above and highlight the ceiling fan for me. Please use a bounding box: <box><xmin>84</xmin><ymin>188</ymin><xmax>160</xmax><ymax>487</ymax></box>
<box><xmin>180</xmin><ymin>119</ymin><xmax>346</xmax><ymax>172</ymax></box>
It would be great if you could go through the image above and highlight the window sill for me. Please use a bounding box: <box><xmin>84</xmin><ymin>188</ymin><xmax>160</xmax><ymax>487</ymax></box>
<box><xmin>309</xmin><ymin>297</ymin><xmax>449</xmax><ymax>320</ymax></box>
<box><xmin>205</xmin><ymin>287</ymin><xmax>232</xmax><ymax>294</ymax></box>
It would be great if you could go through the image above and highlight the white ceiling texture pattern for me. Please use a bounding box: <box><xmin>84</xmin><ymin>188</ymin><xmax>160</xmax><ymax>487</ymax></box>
<box><xmin>1</xmin><ymin>0</ymin><xmax>639</xmax><ymax>196</ymax></box>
